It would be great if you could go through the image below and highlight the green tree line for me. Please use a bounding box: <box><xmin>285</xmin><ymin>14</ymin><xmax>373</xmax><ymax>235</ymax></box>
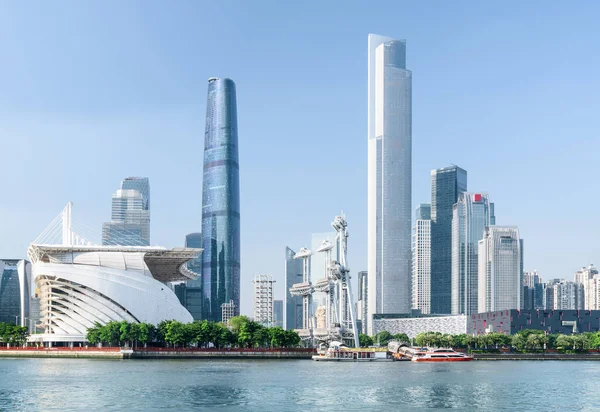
<box><xmin>86</xmin><ymin>316</ymin><xmax>301</xmax><ymax>349</ymax></box>
<box><xmin>363</xmin><ymin>329</ymin><xmax>600</xmax><ymax>352</ymax></box>
<box><xmin>0</xmin><ymin>322</ymin><xmax>29</xmax><ymax>347</ymax></box>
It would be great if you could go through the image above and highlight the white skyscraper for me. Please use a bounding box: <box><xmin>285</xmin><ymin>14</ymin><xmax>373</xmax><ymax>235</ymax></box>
<box><xmin>367</xmin><ymin>34</ymin><xmax>412</xmax><ymax>333</ymax></box>
<box><xmin>412</xmin><ymin>219</ymin><xmax>431</xmax><ymax>314</ymax></box>
<box><xmin>573</xmin><ymin>265</ymin><xmax>599</xmax><ymax>310</ymax></box>
<box><xmin>478</xmin><ymin>226</ymin><xmax>522</xmax><ymax>313</ymax></box>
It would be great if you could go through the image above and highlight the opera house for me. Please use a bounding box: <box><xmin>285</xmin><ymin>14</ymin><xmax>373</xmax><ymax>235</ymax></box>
<box><xmin>26</xmin><ymin>244</ymin><xmax>199</xmax><ymax>345</ymax></box>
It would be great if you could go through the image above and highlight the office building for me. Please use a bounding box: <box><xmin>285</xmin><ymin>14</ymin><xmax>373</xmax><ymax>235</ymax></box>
<box><xmin>357</xmin><ymin>271</ymin><xmax>368</xmax><ymax>334</ymax></box>
<box><xmin>253</xmin><ymin>274</ymin><xmax>275</xmax><ymax>326</ymax></box>
<box><xmin>174</xmin><ymin>233</ymin><xmax>203</xmax><ymax>320</ymax></box>
<box><xmin>273</xmin><ymin>300</ymin><xmax>283</xmax><ymax>328</ymax></box>
<box><xmin>451</xmin><ymin>192</ymin><xmax>494</xmax><ymax>315</ymax></box>
<box><xmin>367</xmin><ymin>34</ymin><xmax>412</xmax><ymax>333</ymax></box>
<box><xmin>430</xmin><ymin>166</ymin><xmax>467</xmax><ymax>314</ymax></box>
<box><xmin>412</xmin><ymin>218</ymin><xmax>431</xmax><ymax>314</ymax></box>
<box><xmin>284</xmin><ymin>247</ymin><xmax>303</xmax><ymax>330</ymax></box>
<box><xmin>202</xmin><ymin>77</ymin><xmax>241</xmax><ymax>321</ymax></box>
<box><xmin>478</xmin><ymin>226</ymin><xmax>522</xmax><ymax>313</ymax></box>
<box><xmin>415</xmin><ymin>203</ymin><xmax>431</xmax><ymax>220</ymax></box>
<box><xmin>523</xmin><ymin>270</ymin><xmax>544</xmax><ymax>310</ymax></box>
<box><xmin>102</xmin><ymin>177</ymin><xmax>150</xmax><ymax>246</ymax></box>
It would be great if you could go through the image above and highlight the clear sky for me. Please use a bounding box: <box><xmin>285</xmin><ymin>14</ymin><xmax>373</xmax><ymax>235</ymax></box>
<box><xmin>1</xmin><ymin>1</ymin><xmax>599</xmax><ymax>316</ymax></box>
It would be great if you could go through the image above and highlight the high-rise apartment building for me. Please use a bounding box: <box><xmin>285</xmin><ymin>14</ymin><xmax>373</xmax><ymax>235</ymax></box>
<box><xmin>478</xmin><ymin>226</ymin><xmax>522</xmax><ymax>313</ymax></box>
<box><xmin>273</xmin><ymin>300</ymin><xmax>284</xmax><ymax>328</ymax></box>
<box><xmin>221</xmin><ymin>300</ymin><xmax>236</xmax><ymax>325</ymax></box>
<box><xmin>552</xmin><ymin>280</ymin><xmax>584</xmax><ymax>310</ymax></box>
<box><xmin>523</xmin><ymin>270</ymin><xmax>544</xmax><ymax>310</ymax></box>
<box><xmin>202</xmin><ymin>77</ymin><xmax>241</xmax><ymax>321</ymax></box>
<box><xmin>357</xmin><ymin>271</ymin><xmax>368</xmax><ymax>334</ymax></box>
<box><xmin>430</xmin><ymin>166</ymin><xmax>467</xmax><ymax>314</ymax></box>
<box><xmin>284</xmin><ymin>247</ymin><xmax>303</xmax><ymax>330</ymax></box>
<box><xmin>367</xmin><ymin>34</ymin><xmax>412</xmax><ymax>333</ymax></box>
<box><xmin>102</xmin><ymin>177</ymin><xmax>150</xmax><ymax>246</ymax></box>
<box><xmin>412</xmin><ymin>217</ymin><xmax>431</xmax><ymax>314</ymax></box>
<box><xmin>253</xmin><ymin>274</ymin><xmax>275</xmax><ymax>326</ymax></box>
<box><xmin>451</xmin><ymin>192</ymin><xmax>495</xmax><ymax>315</ymax></box>
<box><xmin>574</xmin><ymin>265</ymin><xmax>599</xmax><ymax>310</ymax></box>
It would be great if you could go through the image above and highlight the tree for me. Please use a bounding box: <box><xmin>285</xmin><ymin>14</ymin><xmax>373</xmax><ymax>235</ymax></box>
<box><xmin>392</xmin><ymin>333</ymin><xmax>410</xmax><ymax>344</ymax></box>
<box><xmin>86</xmin><ymin>324</ymin><xmax>102</xmax><ymax>346</ymax></box>
<box><xmin>511</xmin><ymin>334</ymin><xmax>526</xmax><ymax>351</ymax></box>
<box><xmin>555</xmin><ymin>334</ymin><xmax>572</xmax><ymax>350</ymax></box>
<box><xmin>358</xmin><ymin>333</ymin><xmax>373</xmax><ymax>348</ymax></box>
<box><xmin>268</xmin><ymin>327</ymin><xmax>286</xmax><ymax>348</ymax></box>
<box><xmin>374</xmin><ymin>331</ymin><xmax>393</xmax><ymax>346</ymax></box>
<box><xmin>138</xmin><ymin>323</ymin><xmax>156</xmax><ymax>347</ymax></box>
<box><xmin>228</xmin><ymin>316</ymin><xmax>251</xmax><ymax>334</ymax></box>
<box><xmin>165</xmin><ymin>321</ymin><xmax>190</xmax><ymax>347</ymax></box>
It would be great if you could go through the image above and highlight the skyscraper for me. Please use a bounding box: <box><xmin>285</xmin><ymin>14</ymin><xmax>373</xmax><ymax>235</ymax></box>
<box><xmin>202</xmin><ymin>77</ymin><xmax>241</xmax><ymax>321</ymax></box>
<box><xmin>430</xmin><ymin>166</ymin><xmax>467</xmax><ymax>314</ymax></box>
<box><xmin>284</xmin><ymin>246</ymin><xmax>303</xmax><ymax>330</ymax></box>
<box><xmin>478</xmin><ymin>226</ymin><xmax>522</xmax><ymax>313</ymax></box>
<box><xmin>412</xmin><ymin>218</ymin><xmax>431</xmax><ymax>314</ymax></box>
<box><xmin>523</xmin><ymin>270</ymin><xmax>544</xmax><ymax>310</ymax></box>
<box><xmin>574</xmin><ymin>265</ymin><xmax>599</xmax><ymax>310</ymax></box>
<box><xmin>367</xmin><ymin>34</ymin><xmax>412</xmax><ymax>333</ymax></box>
<box><xmin>552</xmin><ymin>280</ymin><xmax>584</xmax><ymax>310</ymax></box>
<box><xmin>311</xmin><ymin>232</ymin><xmax>338</xmax><ymax>314</ymax></box>
<box><xmin>451</xmin><ymin>192</ymin><xmax>495</xmax><ymax>315</ymax></box>
<box><xmin>253</xmin><ymin>274</ymin><xmax>275</xmax><ymax>326</ymax></box>
<box><xmin>273</xmin><ymin>300</ymin><xmax>284</xmax><ymax>328</ymax></box>
<box><xmin>102</xmin><ymin>177</ymin><xmax>151</xmax><ymax>246</ymax></box>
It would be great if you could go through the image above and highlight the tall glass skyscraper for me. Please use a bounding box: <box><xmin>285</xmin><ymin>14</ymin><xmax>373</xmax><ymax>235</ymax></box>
<box><xmin>202</xmin><ymin>77</ymin><xmax>240</xmax><ymax>321</ymax></box>
<box><xmin>102</xmin><ymin>177</ymin><xmax>150</xmax><ymax>246</ymax></box>
<box><xmin>451</xmin><ymin>192</ymin><xmax>495</xmax><ymax>315</ymax></box>
<box><xmin>430</xmin><ymin>166</ymin><xmax>467</xmax><ymax>314</ymax></box>
<box><xmin>367</xmin><ymin>34</ymin><xmax>412</xmax><ymax>333</ymax></box>
<box><xmin>174</xmin><ymin>232</ymin><xmax>203</xmax><ymax>320</ymax></box>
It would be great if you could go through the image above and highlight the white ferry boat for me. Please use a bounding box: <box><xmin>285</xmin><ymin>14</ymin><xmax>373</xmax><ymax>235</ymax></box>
<box><xmin>312</xmin><ymin>341</ymin><xmax>393</xmax><ymax>362</ymax></box>
<box><xmin>411</xmin><ymin>348</ymin><xmax>473</xmax><ymax>362</ymax></box>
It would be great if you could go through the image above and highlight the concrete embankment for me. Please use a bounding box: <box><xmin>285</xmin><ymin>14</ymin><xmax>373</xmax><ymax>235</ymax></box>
<box><xmin>473</xmin><ymin>353</ymin><xmax>600</xmax><ymax>361</ymax></box>
<box><xmin>128</xmin><ymin>349</ymin><xmax>314</xmax><ymax>359</ymax></box>
<box><xmin>0</xmin><ymin>349</ymin><xmax>314</xmax><ymax>360</ymax></box>
<box><xmin>0</xmin><ymin>349</ymin><xmax>124</xmax><ymax>359</ymax></box>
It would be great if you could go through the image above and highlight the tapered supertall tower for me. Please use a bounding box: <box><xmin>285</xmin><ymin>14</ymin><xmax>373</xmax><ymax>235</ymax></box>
<box><xmin>202</xmin><ymin>77</ymin><xmax>241</xmax><ymax>321</ymax></box>
<box><xmin>367</xmin><ymin>34</ymin><xmax>412</xmax><ymax>334</ymax></box>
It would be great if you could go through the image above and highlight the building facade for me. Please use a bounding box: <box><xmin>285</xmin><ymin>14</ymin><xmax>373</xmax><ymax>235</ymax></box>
<box><xmin>574</xmin><ymin>265</ymin><xmax>599</xmax><ymax>310</ymax></box>
<box><xmin>412</xmin><ymin>219</ymin><xmax>431</xmax><ymax>314</ymax></box>
<box><xmin>478</xmin><ymin>226</ymin><xmax>522</xmax><ymax>313</ymax></box>
<box><xmin>0</xmin><ymin>259</ymin><xmax>21</xmax><ymax>324</ymax></box>
<box><xmin>367</xmin><ymin>34</ymin><xmax>412</xmax><ymax>333</ymax></box>
<box><xmin>451</xmin><ymin>192</ymin><xmax>495</xmax><ymax>315</ymax></box>
<box><xmin>430</xmin><ymin>166</ymin><xmax>467</xmax><ymax>314</ymax></box>
<box><xmin>253</xmin><ymin>274</ymin><xmax>275</xmax><ymax>326</ymax></box>
<box><xmin>202</xmin><ymin>77</ymin><xmax>241</xmax><ymax>321</ymax></box>
<box><xmin>284</xmin><ymin>247</ymin><xmax>303</xmax><ymax>330</ymax></box>
<box><xmin>102</xmin><ymin>177</ymin><xmax>150</xmax><ymax>246</ymax></box>
<box><xmin>273</xmin><ymin>300</ymin><xmax>283</xmax><ymax>328</ymax></box>
<box><xmin>311</xmin><ymin>232</ymin><xmax>338</xmax><ymax>314</ymax></box>
<box><xmin>372</xmin><ymin>314</ymin><xmax>467</xmax><ymax>339</ymax></box>
<box><xmin>357</xmin><ymin>271</ymin><xmax>368</xmax><ymax>334</ymax></box>
<box><xmin>468</xmin><ymin>310</ymin><xmax>600</xmax><ymax>335</ymax></box>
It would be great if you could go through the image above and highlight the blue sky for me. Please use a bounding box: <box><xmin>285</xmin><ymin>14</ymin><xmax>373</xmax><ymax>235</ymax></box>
<box><xmin>1</xmin><ymin>1</ymin><xmax>599</xmax><ymax>315</ymax></box>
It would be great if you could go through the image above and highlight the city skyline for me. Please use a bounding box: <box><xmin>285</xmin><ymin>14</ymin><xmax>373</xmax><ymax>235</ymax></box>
<box><xmin>2</xmin><ymin>3</ymin><xmax>600</xmax><ymax>316</ymax></box>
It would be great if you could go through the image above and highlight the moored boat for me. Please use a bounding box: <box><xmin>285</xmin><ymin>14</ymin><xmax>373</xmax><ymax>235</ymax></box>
<box><xmin>411</xmin><ymin>348</ymin><xmax>473</xmax><ymax>362</ymax></box>
<box><xmin>312</xmin><ymin>341</ymin><xmax>393</xmax><ymax>362</ymax></box>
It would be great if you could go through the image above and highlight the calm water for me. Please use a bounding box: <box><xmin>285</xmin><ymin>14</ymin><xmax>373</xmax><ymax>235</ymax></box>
<box><xmin>0</xmin><ymin>359</ymin><xmax>598</xmax><ymax>411</ymax></box>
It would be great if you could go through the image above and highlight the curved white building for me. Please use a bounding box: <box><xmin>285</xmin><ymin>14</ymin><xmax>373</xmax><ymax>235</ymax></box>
<box><xmin>27</xmin><ymin>244</ymin><xmax>201</xmax><ymax>344</ymax></box>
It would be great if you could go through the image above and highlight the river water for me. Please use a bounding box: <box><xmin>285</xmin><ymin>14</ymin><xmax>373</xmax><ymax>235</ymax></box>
<box><xmin>0</xmin><ymin>358</ymin><xmax>598</xmax><ymax>411</ymax></box>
